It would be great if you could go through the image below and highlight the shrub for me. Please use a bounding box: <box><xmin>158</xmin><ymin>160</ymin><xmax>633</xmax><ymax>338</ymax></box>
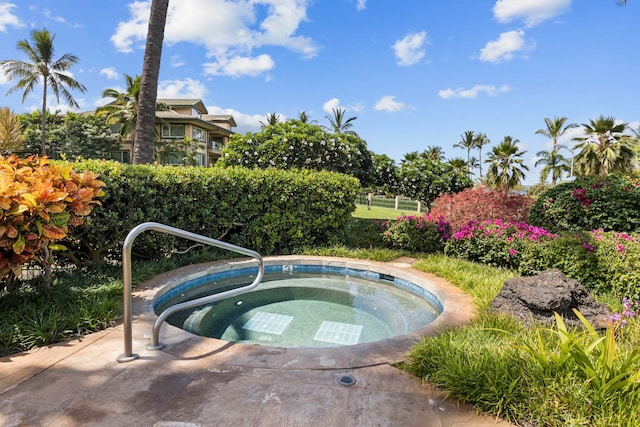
<box><xmin>430</xmin><ymin>186</ymin><xmax>535</xmax><ymax>231</ymax></box>
<box><xmin>445</xmin><ymin>220</ymin><xmax>556</xmax><ymax>270</ymax></box>
<box><xmin>382</xmin><ymin>214</ymin><xmax>450</xmax><ymax>253</ymax></box>
<box><xmin>60</xmin><ymin>161</ymin><xmax>360</xmax><ymax>263</ymax></box>
<box><xmin>0</xmin><ymin>155</ymin><xmax>105</xmax><ymax>289</ymax></box>
<box><xmin>527</xmin><ymin>175</ymin><xmax>640</xmax><ymax>233</ymax></box>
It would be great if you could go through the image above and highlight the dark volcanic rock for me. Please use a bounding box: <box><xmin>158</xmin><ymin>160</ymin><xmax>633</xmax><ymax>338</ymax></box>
<box><xmin>490</xmin><ymin>269</ymin><xmax>611</xmax><ymax>328</ymax></box>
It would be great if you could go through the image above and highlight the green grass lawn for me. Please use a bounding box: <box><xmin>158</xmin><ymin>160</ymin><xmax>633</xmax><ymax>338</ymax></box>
<box><xmin>353</xmin><ymin>204</ymin><xmax>417</xmax><ymax>220</ymax></box>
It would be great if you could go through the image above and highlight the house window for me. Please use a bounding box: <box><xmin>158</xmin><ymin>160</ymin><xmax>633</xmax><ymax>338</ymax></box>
<box><xmin>195</xmin><ymin>153</ymin><xmax>205</xmax><ymax>166</ymax></box>
<box><xmin>191</xmin><ymin>108</ymin><xmax>201</xmax><ymax>119</ymax></box>
<box><xmin>161</xmin><ymin>152</ymin><xmax>183</xmax><ymax>165</ymax></box>
<box><xmin>161</xmin><ymin>124</ymin><xmax>185</xmax><ymax>138</ymax></box>
<box><xmin>111</xmin><ymin>150</ymin><xmax>131</xmax><ymax>163</ymax></box>
<box><xmin>192</xmin><ymin>127</ymin><xmax>206</xmax><ymax>142</ymax></box>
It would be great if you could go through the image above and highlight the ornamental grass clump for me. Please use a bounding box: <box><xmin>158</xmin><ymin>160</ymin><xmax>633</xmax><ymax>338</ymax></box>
<box><xmin>382</xmin><ymin>214</ymin><xmax>450</xmax><ymax>253</ymax></box>
<box><xmin>445</xmin><ymin>219</ymin><xmax>556</xmax><ymax>269</ymax></box>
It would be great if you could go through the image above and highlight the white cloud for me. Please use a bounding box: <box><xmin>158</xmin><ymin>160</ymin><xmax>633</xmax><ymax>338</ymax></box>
<box><xmin>0</xmin><ymin>2</ymin><xmax>24</xmax><ymax>32</ymax></box>
<box><xmin>99</xmin><ymin>67</ymin><xmax>119</xmax><ymax>80</ymax></box>
<box><xmin>111</xmin><ymin>0</ymin><xmax>318</xmax><ymax>77</ymax></box>
<box><xmin>157</xmin><ymin>78</ymin><xmax>207</xmax><ymax>99</ymax></box>
<box><xmin>0</xmin><ymin>69</ymin><xmax>9</xmax><ymax>85</ymax></box>
<box><xmin>493</xmin><ymin>0</ymin><xmax>571</xmax><ymax>28</ymax></box>
<box><xmin>438</xmin><ymin>84</ymin><xmax>510</xmax><ymax>99</ymax></box>
<box><xmin>356</xmin><ymin>0</ymin><xmax>367</xmax><ymax>11</ymax></box>
<box><xmin>203</xmin><ymin>54</ymin><xmax>275</xmax><ymax>77</ymax></box>
<box><xmin>392</xmin><ymin>31</ymin><xmax>427</xmax><ymax>66</ymax></box>
<box><xmin>207</xmin><ymin>105</ymin><xmax>265</xmax><ymax>133</ymax></box>
<box><xmin>374</xmin><ymin>95</ymin><xmax>405</xmax><ymax>112</ymax></box>
<box><xmin>479</xmin><ymin>30</ymin><xmax>532</xmax><ymax>63</ymax></box>
<box><xmin>323</xmin><ymin>97</ymin><xmax>341</xmax><ymax>113</ymax></box>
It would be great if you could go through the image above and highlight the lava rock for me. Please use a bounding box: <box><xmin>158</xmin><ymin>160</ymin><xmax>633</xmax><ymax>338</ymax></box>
<box><xmin>490</xmin><ymin>269</ymin><xmax>611</xmax><ymax>328</ymax></box>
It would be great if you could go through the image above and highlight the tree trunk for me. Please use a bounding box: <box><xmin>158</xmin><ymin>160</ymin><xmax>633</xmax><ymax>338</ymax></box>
<box><xmin>41</xmin><ymin>82</ymin><xmax>48</xmax><ymax>156</ymax></box>
<box><xmin>133</xmin><ymin>0</ymin><xmax>169</xmax><ymax>164</ymax></box>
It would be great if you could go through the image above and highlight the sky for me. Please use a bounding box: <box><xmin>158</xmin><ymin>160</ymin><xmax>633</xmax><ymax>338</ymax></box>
<box><xmin>0</xmin><ymin>0</ymin><xmax>638</xmax><ymax>185</ymax></box>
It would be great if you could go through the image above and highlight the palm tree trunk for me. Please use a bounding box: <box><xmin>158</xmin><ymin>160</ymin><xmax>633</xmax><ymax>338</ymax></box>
<box><xmin>41</xmin><ymin>83</ymin><xmax>47</xmax><ymax>156</ymax></box>
<box><xmin>133</xmin><ymin>0</ymin><xmax>169</xmax><ymax>164</ymax></box>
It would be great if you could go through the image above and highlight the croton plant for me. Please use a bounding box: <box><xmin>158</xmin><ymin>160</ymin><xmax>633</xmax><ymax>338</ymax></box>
<box><xmin>0</xmin><ymin>155</ymin><xmax>105</xmax><ymax>288</ymax></box>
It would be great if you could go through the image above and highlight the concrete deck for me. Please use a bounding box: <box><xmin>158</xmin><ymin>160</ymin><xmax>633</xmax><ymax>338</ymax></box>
<box><xmin>1</xmin><ymin>256</ymin><xmax>512</xmax><ymax>426</ymax></box>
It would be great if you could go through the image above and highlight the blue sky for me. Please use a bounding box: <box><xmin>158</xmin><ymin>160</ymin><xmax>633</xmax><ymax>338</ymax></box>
<box><xmin>0</xmin><ymin>0</ymin><xmax>638</xmax><ymax>185</ymax></box>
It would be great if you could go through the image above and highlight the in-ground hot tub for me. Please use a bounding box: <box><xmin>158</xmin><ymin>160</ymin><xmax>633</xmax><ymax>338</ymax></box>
<box><xmin>153</xmin><ymin>257</ymin><xmax>444</xmax><ymax>348</ymax></box>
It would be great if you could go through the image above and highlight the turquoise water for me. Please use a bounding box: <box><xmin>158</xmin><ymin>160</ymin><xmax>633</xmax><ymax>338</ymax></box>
<box><xmin>159</xmin><ymin>272</ymin><xmax>441</xmax><ymax>348</ymax></box>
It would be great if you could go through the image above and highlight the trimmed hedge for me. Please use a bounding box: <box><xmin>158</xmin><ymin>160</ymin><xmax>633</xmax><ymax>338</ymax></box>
<box><xmin>59</xmin><ymin>160</ymin><xmax>359</xmax><ymax>263</ymax></box>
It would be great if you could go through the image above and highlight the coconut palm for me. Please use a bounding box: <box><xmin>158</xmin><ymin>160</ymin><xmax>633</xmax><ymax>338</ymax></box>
<box><xmin>1</xmin><ymin>28</ymin><xmax>86</xmax><ymax>156</ymax></box>
<box><xmin>485</xmin><ymin>136</ymin><xmax>529</xmax><ymax>191</ymax></box>
<box><xmin>535</xmin><ymin>147</ymin><xmax>571</xmax><ymax>186</ymax></box>
<box><xmin>473</xmin><ymin>132</ymin><xmax>490</xmax><ymax>177</ymax></box>
<box><xmin>98</xmin><ymin>74</ymin><xmax>142</xmax><ymax>145</ymax></box>
<box><xmin>259</xmin><ymin>113</ymin><xmax>281</xmax><ymax>128</ymax></box>
<box><xmin>573</xmin><ymin>115</ymin><xmax>634</xmax><ymax>176</ymax></box>
<box><xmin>133</xmin><ymin>0</ymin><xmax>169</xmax><ymax>164</ymax></box>
<box><xmin>324</xmin><ymin>108</ymin><xmax>357</xmax><ymax>135</ymax></box>
<box><xmin>535</xmin><ymin>116</ymin><xmax>578</xmax><ymax>148</ymax></box>
<box><xmin>401</xmin><ymin>151</ymin><xmax>420</xmax><ymax>165</ymax></box>
<box><xmin>453</xmin><ymin>130</ymin><xmax>475</xmax><ymax>177</ymax></box>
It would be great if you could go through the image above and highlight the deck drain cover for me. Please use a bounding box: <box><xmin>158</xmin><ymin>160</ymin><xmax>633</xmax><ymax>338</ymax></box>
<box><xmin>337</xmin><ymin>375</ymin><xmax>356</xmax><ymax>386</ymax></box>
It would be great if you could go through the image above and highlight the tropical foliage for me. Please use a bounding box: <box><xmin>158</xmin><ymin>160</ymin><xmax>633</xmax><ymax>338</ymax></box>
<box><xmin>217</xmin><ymin>120</ymin><xmax>373</xmax><ymax>185</ymax></box>
<box><xmin>485</xmin><ymin>136</ymin><xmax>529</xmax><ymax>191</ymax></box>
<box><xmin>535</xmin><ymin>147</ymin><xmax>572</xmax><ymax>186</ymax></box>
<box><xmin>0</xmin><ymin>155</ymin><xmax>105</xmax><ymax>289</ymax></box>
<box><xmin>397</xmin><ymin>155</ymin><xmax>472</xmax><ymax>207</ymax></box>
<box><xmin>324</xmin><ymin>107</ymin><xmax>358</xmax><ymax>135</ymax></box>
<box><xmin>573</xmin><ymin>115</ymin><xmax>635</xmax><ymax>176</ymax></box>
<box><xmin>0</xmin><ymin>28</ymin><xmax>86</xmax><ymax>156</ymax></box>
<box><xmin>0</xmin><ymin>107</ymin><xmax>23</xmax><ymax>154</ymax></box>
<box><xmin>535</xmin><ymin>116</ymin><xmax>578</xmax><ymax>147</ymax></box>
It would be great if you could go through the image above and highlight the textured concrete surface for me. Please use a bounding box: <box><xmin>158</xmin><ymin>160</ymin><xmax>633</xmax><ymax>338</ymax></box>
<box><xmin>1</xmin><ymin>256</ymin><xmax>512</xmax><ymax>426</ymax></box>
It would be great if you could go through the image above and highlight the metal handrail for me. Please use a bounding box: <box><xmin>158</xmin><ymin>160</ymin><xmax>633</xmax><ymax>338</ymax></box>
<box><xmin>118</xmin><ymin>222</ymin><xmax>263</xmax><ymax>363</ymax></box>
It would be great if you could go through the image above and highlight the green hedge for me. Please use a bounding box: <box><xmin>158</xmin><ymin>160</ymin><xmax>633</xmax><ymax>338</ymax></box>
<box><xmin>60</xmin><ymin>160</ymin><xmax>359</xmax><ymax>262</ymax></box>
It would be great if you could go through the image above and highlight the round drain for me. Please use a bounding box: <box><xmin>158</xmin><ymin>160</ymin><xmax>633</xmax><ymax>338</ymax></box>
<box><xmin>337</xmin><ymin>375</ymin><xmax>356</xmax><ymax>386</ymax></box>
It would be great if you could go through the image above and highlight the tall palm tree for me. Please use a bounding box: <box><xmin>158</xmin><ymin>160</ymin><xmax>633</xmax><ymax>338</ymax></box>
<box><xmin>259</xmin><ymin>113</ymin><xmax>281</xmax><ymax>128</ymax></box>
<box><xmin>485</xmin><ymin>136</ymin><xmax>529</xmax><ymax>191</ymax></box>
<box><xmin>324</xmin><ymin>108</ymin><xmax>357</xmax><ymax>135</ymax></box>
<box><xmin>473</xmin><ymin>132</ymin><xmax>490</xmax><ymax>177</ymax></box>
<box><xmin>97</xmin><ymin>74</ymin><xmax>142</xmax><ymax>148</ymax></box>
<box><xmin>453</xmin><ymin>130</ymin><xmax>475</xmax><ymax>177</ymax></box>
<box><xmin>1</xmin><ymin>28</ymin><xmax>86</xmax><ymax>156</ymax></box>
<box><xmin>133</xmin><ymin>0</ymin><xmax>169</xmax><ymax>164</ymax></box>
<box><xmin>535</xmin><ymin>116</ymin><xmax>578</xmax><ymax>148</ymax></box>
<box><xmin>448</xmin><ymin>157</ymin><xmax>469</xmax><ymax>175</ymax></box>
<box><xmin>535</xmin><ymin>147</ymin><xmax>571</xmax><ymax>186</ymax></box>
<box><xmin>0</xmin><ymin>107</ymin><xmax>24</xmax><ymax>153</ymax></box>
<box><xmin>573</xmin><ymin>115</ymin><xmax>633</xmax><ymax>176</ymax></box>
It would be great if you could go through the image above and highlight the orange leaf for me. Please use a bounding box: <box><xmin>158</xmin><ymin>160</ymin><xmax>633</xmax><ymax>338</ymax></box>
<box><xmin>42</xmin><ymin>224</ymin><xmax>67</xmax><ymax>240</ymax></box>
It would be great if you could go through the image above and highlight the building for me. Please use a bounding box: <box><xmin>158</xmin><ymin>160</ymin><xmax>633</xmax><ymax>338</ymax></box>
<box><xmin>111</xmin><ymin>99</ymin><xmax>236</xmax><ymax>167</ymax></box>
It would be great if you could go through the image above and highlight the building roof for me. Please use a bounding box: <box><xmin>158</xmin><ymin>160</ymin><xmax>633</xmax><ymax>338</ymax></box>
<box><xmin>155</xmin><ymin>110</ymin><xmax>232</xmax><ymax>135</ymax></box>
<box><xmin>158</xmin><ymin>98</ymin><xmax>208</xmax><ymax>114</ymax></box>
<box><xmin>202</xmin><ymin>114</ymin><xmax>237</xmax><ymax>128</ymax></box>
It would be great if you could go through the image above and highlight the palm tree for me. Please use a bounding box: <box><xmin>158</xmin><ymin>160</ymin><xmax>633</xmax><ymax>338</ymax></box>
<box><xmin>573</xmin><ymin>115</ymin><xmax>633</xmax><ymax>176</ymax></box>
<box><xmin>448</xmin><ymin>157</ymin><xmax>469</xmax><ymax>175</ymax></box>
<box><xmin>0</xmin><ymin>107</ymin><xmax>24</xmax><ymax>153</ymax></box>
<box><xmin>97</xmin><ymin>74</ymin><xmax>142</xmax><ymax>147</ymax></box>
<box><xmin>485</xmin><ymin>136</ymin><xmax>529</xmax><ymax>191</ymax></box>
<box><xmin>535</xmin><ymin>147</ymin><xmax>571</xmax><ymax>186</ymax></box>
<box><xmin>473</xmin><ymin>132</ymin><xmax>490</xmax><ymax>177</ymax></box>
<box><xmin>259</xmin><ymin>113</ymin><xmax>281</xmax><ymax>128</ymax></box>
<box><xmin>1</xmin><ymin>28</ymin><xmax>86</xmax><ymax>156</ymax></box>
<box><xmin>535</xmin><ymin>116</ymin><xmax>578</xmax><ymax>148</ymax></box>
<box><xmin>422</xmin><ymin>145</ymin><xmax>445</xmax><ymax>161</ymax></box>
<box><xmin>401</xmin><ymin>151</ymin><xmax>420</xmax><ymax>165</ymax></box>
<box><xmin>324</xmin><ymin>108</ymin><xmax>357</xmax><ymax>135</ymax></box>
<box><xmin>133</xmin><ymin>0</ymin><xmax>169</xmax><ymax>164</ymax></box>
<box><xmin>453</xmin><ymin>130</ymin><xmax>475</xmax><ymax>177</ymax></box>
